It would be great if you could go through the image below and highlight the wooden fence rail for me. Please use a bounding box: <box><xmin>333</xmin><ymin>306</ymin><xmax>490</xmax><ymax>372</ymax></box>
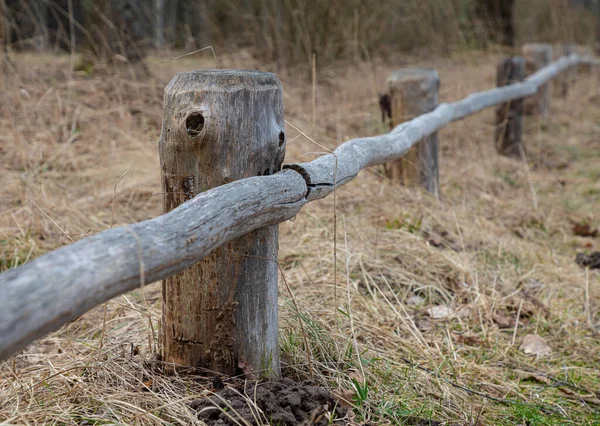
<box><xmin>1</xmin><ymin>52</ymin><xmax>599</xmax><ymax>363</ymax></box>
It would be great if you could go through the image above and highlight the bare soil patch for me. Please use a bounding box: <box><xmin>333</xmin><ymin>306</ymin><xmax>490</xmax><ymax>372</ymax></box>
<box><xmin>190</xmin><ymin>378</ymin><xmax>348</xmax><ymax>425</ymax></box>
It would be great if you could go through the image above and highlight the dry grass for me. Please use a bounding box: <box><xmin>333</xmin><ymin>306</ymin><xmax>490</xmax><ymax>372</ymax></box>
<box><xmin>1</xmin><ymin>47</ymin><xmax>600</xmax><ymax>425</ymax></box>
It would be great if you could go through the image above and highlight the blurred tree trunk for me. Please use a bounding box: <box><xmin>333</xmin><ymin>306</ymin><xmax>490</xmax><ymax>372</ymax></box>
<box><xmin>154</xmin><ymin>0</ymin><xmax>164</xmax><ymax>48</ymax></box>
<box><xmin>153</xmin><ymin>0</ymin><xmax>182</xmax><ymax>48</ymax></box>
<box><xmin>476</xmin><ymin>0</ymin><xmax>515</xmax><ymax>46</ymax></box>
<box><xmin>0</xmin><ymin>0</ymin><xmax>8</xmax><ymax>46</ymax></box>
<box><xmin>51</xmin><ymin>0</ymin><xmax>83</xmax><ymax>51</ymax></box>
<box><xmin>89</xmin><ymin>0</ymin><xmax>148</xmax><ymax>63</ymax></box>
<box><xmin>29</xmin><ymin>0</ymin><xmax>49</xmax><ymax>50</ymax></box>
<box><xmin>166</xmin><ymin>0</ymin><xmax>178</xmax><ymax>46</ymax></box>
<box><xmin>92</xmin><ymin>0</ymin><xmax>112</xmax><ymax>59</ymax></box>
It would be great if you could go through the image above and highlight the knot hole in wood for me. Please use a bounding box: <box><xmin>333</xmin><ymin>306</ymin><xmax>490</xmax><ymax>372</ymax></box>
<box><xmin>185</xmin><ymin>111</ymin><xmax>204</xmax><ymax>137</ymax></box>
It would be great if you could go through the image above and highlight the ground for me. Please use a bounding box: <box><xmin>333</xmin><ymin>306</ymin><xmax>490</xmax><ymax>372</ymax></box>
<box><xmin>1</xmin><ymin>48</ymin><xmax>600</xmax><ymax>425</ymax></box>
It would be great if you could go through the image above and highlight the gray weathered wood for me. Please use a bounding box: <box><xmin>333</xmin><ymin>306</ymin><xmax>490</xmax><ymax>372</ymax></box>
<box><xmin>284</xmin><ymin>103</ymin><xmax>454</xmax><ymax>202</ymax></box>
<box><xmin>0</xmin><ymin>170</ymin><xmax>307</xmax><ymax>362</ymax></box>
<box><xmin>523</xmin><ymin>43</ymin><xmax>553</xmax><ymax>116</ymax></box>
<box><xmin>384</xmin><ymin>69</ymin><xmax>440</xmax><ymax>197</ymax></box>
<box><xmin>159</xmin><ymin>70</ymin><xmax>285</xmax><ymax>377</ymax></box>
<box><xmin>576</xmin><ymin>45</ymin><xmax>596</xmax><ymax>73</ymax></box>
<box><xmin>495</xmin><ymin>56</ymin><xmax>525</xmax><ymax>158</ymax></box>
<box><xmin>1</xmin><ymin>53</ymin><xmax>599</xmax><ymax>362</ymax></box>
<box><xmin>561</xmin><ymin>45</ymin><xmax>576</xmax><ymax>98</ymax></box>
<box><xmin>287</xmin><ymin>54</ymin><xmax>586</xmax><ymax>202</ymax></box>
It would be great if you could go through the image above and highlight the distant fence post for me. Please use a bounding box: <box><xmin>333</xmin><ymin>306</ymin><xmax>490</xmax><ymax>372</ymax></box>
<box><xmin>577</xmin><ymin>45</ymin><xmax>595</xmax><ymax>74</ymax></box>
<box><xmin>495</xmin><ymin>56</ymin><xmax>525</xmax><ymax>159</ymax></box>
<box><xmin>159</xmin><ymin>70</ymin><xmax>285</xmax><ymax>378</ymax></box>
<box><xmin>385</xmin><ymin>68</ymin><xmax>440</xmax><ymax>197</ymax></box>
<box><xmin>522</xmin><ymin>43</ymin><xmax>553</xmax><ymax>116</ymax></box>
<box><xmin>561</xmin><ymin>44</ymin><xmax>576</xmax><ymax>98</ymax></box>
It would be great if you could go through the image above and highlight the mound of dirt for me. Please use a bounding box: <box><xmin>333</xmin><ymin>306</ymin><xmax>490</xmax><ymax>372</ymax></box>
<box><xmin>576</xmin><ymin>252</ymin><xmax>600</xmax><ymax>269</ymax></box>
<box><xmin>190</xmin><ymin>378</ymin><xmax>348</xmax><ymax>425</ymax></box>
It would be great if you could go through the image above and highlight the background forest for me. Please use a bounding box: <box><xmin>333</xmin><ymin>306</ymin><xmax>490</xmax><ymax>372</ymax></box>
<box><xmin>2</xmin><ymin>0</ymin><xmax>600</xmax><ymax>67</ymax></box>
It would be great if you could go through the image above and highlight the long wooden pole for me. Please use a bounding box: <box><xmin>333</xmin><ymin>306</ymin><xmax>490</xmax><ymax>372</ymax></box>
<box><xmin>159</xmin><ymin>70</ymin><xmax>285</xmax><ymax>377</ymax></box>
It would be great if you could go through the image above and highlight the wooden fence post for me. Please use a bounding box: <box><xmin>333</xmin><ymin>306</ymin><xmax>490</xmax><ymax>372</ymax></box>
<box><xmin>561</xmin><ymin>44</ymin><xmax>576</xmax><ymax>98</ymax></box>
<box><xmin>159</xmin><ymin>70</ymin><xmax>285</xmax><ymax>378</ymax></box>
<box><xmin>385</xmin><ymin>68</ymin><xmax>440</xmax><ymax>197</ymax></box>
<box><xmin>577</xmin><ymin>45</ymin><xmax>595</xmax><ymax>74</ymax></box>
<box><xmin>495</xmin><ymin>56</ymin><xmax>525</xmax><ymax>158</ymax></box>
<box><xmin>522</xmin><ymin>43</ymin><xmax>553</xmax><ymax>116</ymax></box>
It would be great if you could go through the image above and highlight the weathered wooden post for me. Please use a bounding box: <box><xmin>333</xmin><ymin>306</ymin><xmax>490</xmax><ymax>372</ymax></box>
<box><xmin>495</xmin><ymin>56</ymin><xmax>525</xmax><ymax>159</ymax></box>
<box><xmin>561</xmin><ymin>44</ymin><xmax>576</xmax><ymax>98</ymax></box>
<box><xmin>159</xmin><ymin>70</ymin><xmax>286</xmax><ymax>378</ymax></box>
<box><xmin>576</xmin><ymin>45</ymin><xmax>595</xmax><ymax>74</ymax></box>
<box><xmin>522</xmin><ymin>43</ymin><xmax>553</xmax><ymax>116</ymax></box>
<box><xmin>385</xmin><ymin>68</ymin><xmax>440</xmax><ymax>197</ymax></box>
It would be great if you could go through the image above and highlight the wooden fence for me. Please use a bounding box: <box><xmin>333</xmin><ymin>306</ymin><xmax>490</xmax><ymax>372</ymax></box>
<box><xmin>1</xmin><ymin>46</ymin><xmax>599</xmax><ymax>374</ymax></box>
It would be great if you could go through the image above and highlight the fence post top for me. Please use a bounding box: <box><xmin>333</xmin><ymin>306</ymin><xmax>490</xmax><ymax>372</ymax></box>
<box><xmin>505</xmin><ymin>55</ymin><xmax>526</xmax><ymax>64</ymax></box>
<box><xmin>388</xmin><ymin>68</ymin><xmax>439</xmax><ymax>81</ymax></box>
<box><xmin>522</xmin><ymin>42</ymin><xmax>552</xmax><ymax>49</ymax></box>
<box><xmin>522</xmin><ymin>43</ymin><xmax>553</xmax><ymax>55</ymax></box>
<box><xmin>166</xmin><ymin>69</ymin><xmax>283</xmax><ymax>94</ymax></box>
<box><xmin>386</xmin><ymin>68</ymin><xmax>440</xmax><ymax>95</ymax></box>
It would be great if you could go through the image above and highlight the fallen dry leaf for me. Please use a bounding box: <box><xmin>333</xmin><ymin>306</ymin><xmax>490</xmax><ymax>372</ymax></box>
<box><xmin>571</xmin><ymin>221</ymin><xmax>598</xmax><ymax>238</ymax></box>
<box><xmin>519</xmin><ymin>289</ymin><xmax>551</xmax><ymax>319</ymax></box>
<box><xmin>238</xmin><ymin>359</ymin><xmax>255</xmax><ymax>378</ymax></box>
<box><xmin>332</xmin><ymin>388</ymin><xmax>355</xmax><ymax>408</ymax></box>
<box><xmin>493</xmin><ymin>312</ymin><xmax>513</xmax><ymax>328</ymax></box>
<box><xmin>456</xmin><ymin>306</ymin><xmax>472</xmax><ymax>318</ymax></box>
<box><xmin>407</xmin><ymin>294</ymin><xmax>425</xmax><ymax>306</ymax></box>
<box><xmin>137</xmin><ymin>379</ymin><xmax>153</xmax><ymax>392</ymax></box>
<box><xmin>519</xmin><ymin>334</ymin><xmax>551</xmax><ymax>357</ymax></box>
<box><xmin>427</xmin><ymin>305</ymin><xmax>455</xmax><ymax>319</ymax></box>
<box><xmin>414</xmin><ymin>317</ymin><xmax>433</xmax><ymax>331</ymax></box>
<box><xmin>514</xmin><ymin>370</ymin><xmax>552</xmax><ymax>384</ymax></box>
<box><xmin>347</xmin><ymin>368</ymin><xmax>364</xmax><ymax>384</ymax></box>
<box><xmin>452</xmin><ymin>331</ymin><xmax>482</xmax><ymax>346</ymax></box>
